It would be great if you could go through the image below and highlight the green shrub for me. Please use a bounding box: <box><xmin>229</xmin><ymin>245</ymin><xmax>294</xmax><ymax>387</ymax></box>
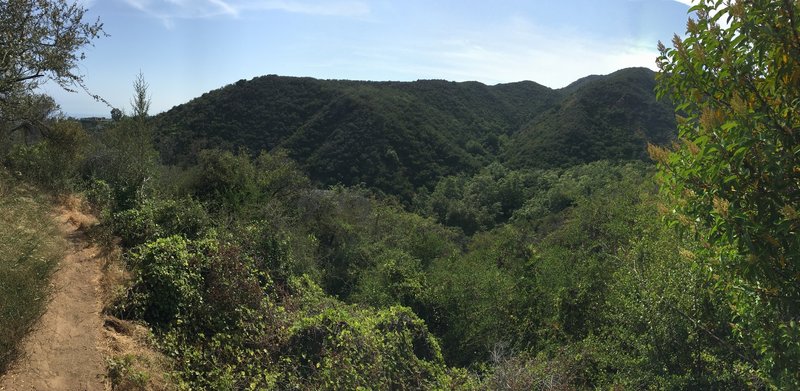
<box><xmin>84</xmin><ymin>178</ymin><xmax>114</xmax><ymax>216</ymax></box>
<box><xmin>145</xmin><ymin>238</ymin><xmax>286</xmax><ymax>390</ymax></box>
<box><xmin>106</xmin><ymin>354</ymin><xmax>151</xmax><ymax>390</ymax></box>
<box><xmin>189</xmin><ymin>148</ymin><xmax>311</xmax><ymax>218</ymax></box>
<box><xmin>232</xmin><ymin>219</ymin><xmax>321</xmax><ymax>283</ymax></box>
<box><xmin>418</xmin><ymin>163</ymin><xmax>534</xmax><ymax>234</ymax></box>
<box><xmin>351</xmin><ymin>248</ymin><xmax>425</xmax><ymax>308</ymax></box>
<box><xmin>481</xmin><ymin>348</ymin><xmax>580</xmax><ymax>391</ymax></box>
<box><xmin>113</xmin><ymin>197</ymin><xmax>210</xmax><ymax>247</ymax></box>
<box><xmin>424</xmin><ymin>251</ymin><xmax>519</xmax><ymax>366</ymax></box>
<box><xmin>192</xmin><ymin>149</ymin><xmax>259</xmax><ymax>213</ymax></box>
<box><xmin>158</xmin><ymin>313</ymin><xmax>282</xmax><ymax>390</ymax></box>
<box><xmin>82</xmin><ymin>118</ymin><xmax>158</xmax><ymax>210</ymax></box>
<box><xmin>280</xmin><ymin>306</ymin><xmax>447</xmax><ymax>390</ymax></box>
<box><xmin>121</xmin><ymin>236</ymin><xmax>212</xmax><ymax>327</ymax></box>
<box><xmin>4</xmin><ymin>120</ymin><xmax>88</xmax><ymax>191</ymax></box>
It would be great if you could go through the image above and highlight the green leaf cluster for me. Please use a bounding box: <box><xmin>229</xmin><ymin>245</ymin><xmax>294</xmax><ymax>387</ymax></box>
<box><xmin>655</xmin><ymin>0</ymin><xmax>800</xmax><ymax>386</ymax></box>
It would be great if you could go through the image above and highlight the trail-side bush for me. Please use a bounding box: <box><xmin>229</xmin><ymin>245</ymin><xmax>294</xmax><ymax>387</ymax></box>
<box><xmin>4</xmin><ymin>120</ymin><xmax>87</xmax><ymax>191</ymax></box>
<box><xmin>82</xmin><ymin>118</ymin><xmax>159</xmax><ymax>211</ymax></box>
<box><xmin>122</xmin><ymin>235</ymin><xmax>267</xmax><ymax>332</ymax></box>
<box><xmin>157</xmin><ymin>284</ymin><xmax>286</xmax><ymax>390</ymax></box>
<box><xmin>279</xmin><ymin>306</ymin><xmax>447</xmax><ymax>390</ymax></box>
<box><xmin>113</xmin><ymin>197</ymin><xmax>210</xmax><ymax>247</ymax></box>
<box><xmin>129</xmin><ymin>236</ymin><xmax>288</xmax><ymax>390</ymax></box>
<box><xmin>232</xmin><ymin>218</ymin><xmax>321</xmax><ymax>283</ymax></box>
<box><xmin>160</xmin><ymin>326</ymin><xmax>281</xmax><ymax>390</ymax></box>
<box><xmin>84</xmin><ymin>178</ymin><xmax>114</xmax><ymax>217</ymax></box>
<box><xmin>195</xmin><ymin>244</ymin><xmax>276</xmax><ymax>333</ymax></box>
<box><xmin>120</xmin><ymin>236</ymin><xmax>214</xmax><ymax>327</ymax></box>
<box><xmin>119</xmin><ymin>234</ymin><xmax>456</xmax><ymax>390</ymax></box>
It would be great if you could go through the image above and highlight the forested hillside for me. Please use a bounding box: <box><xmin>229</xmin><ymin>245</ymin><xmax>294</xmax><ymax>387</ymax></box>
<box><xmin>3</xmin><ymin>0</ymin><xmax>799</xmax><ymax>389</ymax></box>
<box><xmin>504</xmin><ymin>67</ymin><xmax>676</xmax><ymax>168</ymax></box>
<box><xmin>154</xmin><ymin>67</ymin><xmax>675</xmax><ymax>197</ymax></box>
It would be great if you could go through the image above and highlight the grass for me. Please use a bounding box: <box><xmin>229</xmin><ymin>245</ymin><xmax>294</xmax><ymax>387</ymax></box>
<box><xmin>0</xmin><ymin>169</ymin><xmax>65</xmax><ymax>373</ymax></box>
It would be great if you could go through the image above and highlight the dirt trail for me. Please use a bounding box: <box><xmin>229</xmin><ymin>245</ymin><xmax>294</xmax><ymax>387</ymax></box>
<box><xmin>0</xmin><ymin>203</ymin><xmax>109</xmax><ymax>391</ymax></box>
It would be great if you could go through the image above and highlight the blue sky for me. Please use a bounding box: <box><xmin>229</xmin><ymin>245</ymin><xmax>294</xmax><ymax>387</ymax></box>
<box><xmin>45</xmin><ymin>0</ymin><xmax>694</xmax><ymax>117</ymax></box>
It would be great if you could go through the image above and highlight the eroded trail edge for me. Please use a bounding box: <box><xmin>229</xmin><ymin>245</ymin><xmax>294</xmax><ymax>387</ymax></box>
<box><xmin>1</xmin><ymin>203</ymin><xmax>108</xmax><ymax>391</ymax></box>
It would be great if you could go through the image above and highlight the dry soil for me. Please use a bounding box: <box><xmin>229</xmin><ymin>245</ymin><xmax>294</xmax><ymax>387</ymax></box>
<box><xmin>0</xmin><ymin>204</ymin><xmax>108</xmax><ymax>391</ymax></box>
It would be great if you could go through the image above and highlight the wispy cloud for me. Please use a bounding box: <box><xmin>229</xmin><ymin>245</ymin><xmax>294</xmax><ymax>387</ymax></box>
<box><xmin>122</xmin><ymin>0</ymin><xmax>369</xmax><ymax>27</ymax></box>
<box><xmin>241</xmin><ymin>0</ymin><xmax>369</xmax><ymax>17</ymax></box>
<box><xmin>347</xmin><ymin>15</ymin><xmax>660</xmax><ymax>88</ymax></box>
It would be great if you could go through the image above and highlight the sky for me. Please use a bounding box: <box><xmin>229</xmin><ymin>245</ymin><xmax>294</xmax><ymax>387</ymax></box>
<box><xmin>43</xmin><ymin>0</ymin><xmax>695</xmax><ymax>117</ymax></box>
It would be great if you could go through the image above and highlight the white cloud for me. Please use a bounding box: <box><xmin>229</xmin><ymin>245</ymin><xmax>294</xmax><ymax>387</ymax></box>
<box><xmin>122</xmin><ymin>0</ymin><xmax>237</xmax><ymax>21</ymax></box>
<box><xmin>242</xmin><ymin>0</ymin><xmax>369</xmax><ymax>16</ymax></box>
<box><xmin>209</xmin><ymin>0</ymin><xmax>238</xmax><ymax>16</ymax></box>
<box><xmin>443</xmin><ymin>42</ymin><xmax>654</xmax><ymax>88</ymax></box>
<box><xmin>672</xmin><ymin>0</ymin><xmax>695</xmax><ymax>6</ymax></box>
<box><xmin>122</xmin><ymin>0</ymin><xmax>369</xmax><ymax>25</ymax></box>
<box><xmin>351</xmin><ymin>16</ymin><xmax>660</xmax><ymax>88</ymax></box>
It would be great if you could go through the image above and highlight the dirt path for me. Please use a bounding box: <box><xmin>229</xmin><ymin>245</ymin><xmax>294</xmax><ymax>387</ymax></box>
<box><xmin>0</xmin><ymin>204</ymin><xmax>109</xmax><ymax>391</ymax></box>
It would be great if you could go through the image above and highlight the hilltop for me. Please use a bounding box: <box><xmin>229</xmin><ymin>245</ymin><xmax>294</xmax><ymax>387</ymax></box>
<box><xmin>154</xmin><ymin>67</ymin><xmax>675</xmax><ymax>197</ymax></box>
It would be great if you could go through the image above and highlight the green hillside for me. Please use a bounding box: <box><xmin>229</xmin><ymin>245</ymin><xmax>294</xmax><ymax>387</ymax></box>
<box><xmin>154</xmin><ymin>68</ymin><xmax>674</xmax><ymax>196</ymax></box>
<box><xmin>505</xmin><ymin>67</ymin><xmax>676</xmax><ymax>168</ymax></box>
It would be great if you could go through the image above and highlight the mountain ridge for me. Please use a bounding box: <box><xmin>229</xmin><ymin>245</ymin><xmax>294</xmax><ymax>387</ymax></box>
<box><xmin>153</xmin><ymin>67</ymin><xmax>675</xmax><ymax>197</ymax></box>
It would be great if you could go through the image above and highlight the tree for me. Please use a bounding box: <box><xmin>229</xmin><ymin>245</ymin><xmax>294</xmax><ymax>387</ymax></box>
<box><xmin>84</xmin><ymin>74</ymin><xmax>158</xmax><ymax>210</ymax></box>
<box><xmin>0</xmin><ymin>0</ymin><xmax>104</xmax><ymax>118</ymax></box>
<box><xmin>130</xmin><ymin>71</ymin><xmax>151</xmax><ymax>120</ymax></box>
<box><xmin>653</xmin><ymin>0</ymin><xmax>800</xmax><ymax>386</ymax></box>
<box><xmin>0</xmin><ymin>93</ymin><xmax>60</xmax><ymax>152</ymax></box>
<box><xmin>1</xmin><ymin>93</ymin><xmax>60</xmax><ymax>128</ymax></box>
<box><xmin>111</xmin><ymin>108</ymin><xmax>123</xmax><ymax>122</ymax></box>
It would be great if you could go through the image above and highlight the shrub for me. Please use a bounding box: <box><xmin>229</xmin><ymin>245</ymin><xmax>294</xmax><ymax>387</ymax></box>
<box><xmin>113</xmin><ymin>197</ymin><xmax>210</xmax><ymax>247</ymax></box>
<box><xmin>82</xmin><ymin>118</ymin><xmax>158</xmax><ymax>210</ymax></box>
<box><xmin>351</xmin><ymin>249</ymin><xmax>425</xmax><ymax>308</ymax></box>
<box><xmin>4</xmin><ymin>120</ymin><xmax>87</xmax><ymax>191</ymax></box>
<box><xmin>121</xmin><ymin>236</ymin><xmax>211</xmax><ymax>327</ymax></box>
<box><xmin>280</xmin><ymin>306</ymin><xmax>447</xmax><ymax>390</ymax></box>
<box><xmin>144</xmin><ymin>238</ymin><xmax>286</xmax><ymax>390</ymax></box>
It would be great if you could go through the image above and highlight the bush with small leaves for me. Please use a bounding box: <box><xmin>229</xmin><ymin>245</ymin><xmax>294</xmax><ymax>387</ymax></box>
<box><xmin>113</xmin><ymin>197</ymin><xmax>210</xmax><ymax>247</ymax></box>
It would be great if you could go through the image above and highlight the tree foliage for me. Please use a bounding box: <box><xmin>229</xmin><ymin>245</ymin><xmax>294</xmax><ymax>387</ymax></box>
<box><xmin>655</xmin><ymin>0</ymin><xmax>800</xmax><ymax>386</ymax></box>
<box><xmin>130</xmin><ymin>71</ymin><xmax>150</xmax><ymax>120</ymax></box>
<box><xmin>0</xmin><ymin>0</ymin><xmax>104</xmax><ymax>118</ymax></box>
